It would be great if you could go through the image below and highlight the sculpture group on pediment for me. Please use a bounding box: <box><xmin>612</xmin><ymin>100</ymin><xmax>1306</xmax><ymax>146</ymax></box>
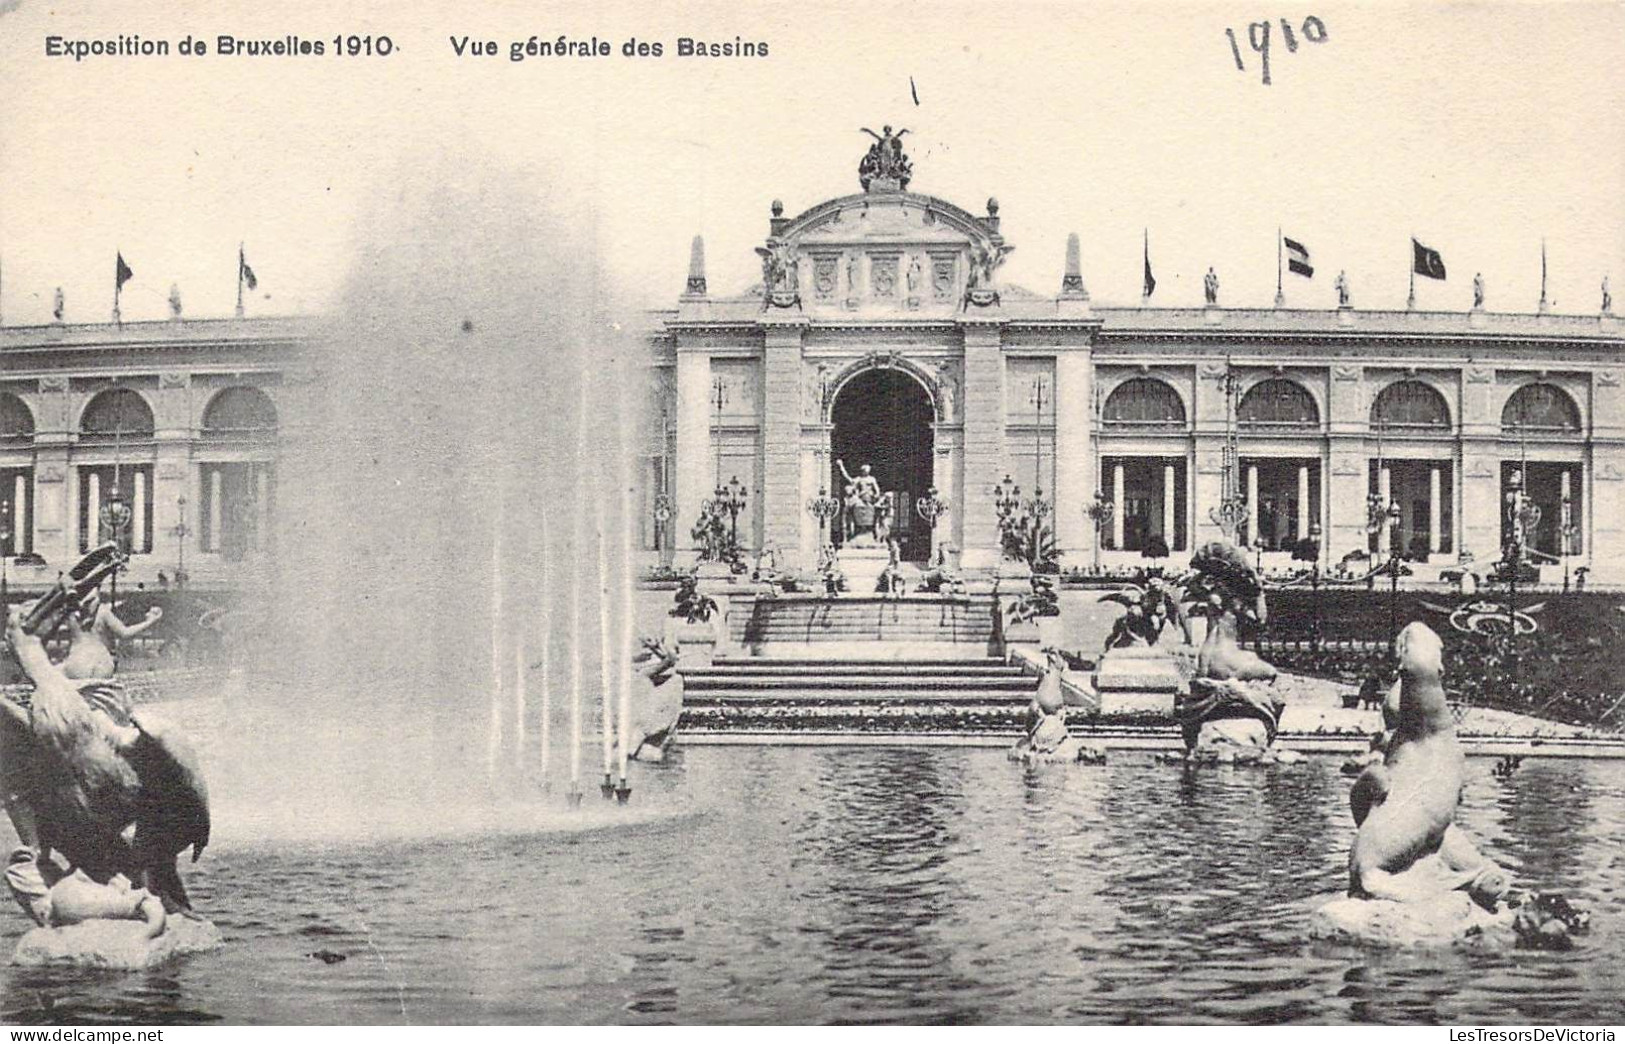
<box><xmin>857</xmin><ymin>125</ymin><xmax>912</xmax><ymax>191</ymax></box>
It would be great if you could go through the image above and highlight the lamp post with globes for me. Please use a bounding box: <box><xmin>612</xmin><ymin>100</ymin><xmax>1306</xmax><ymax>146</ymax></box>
<box><xmin>100</xmin><ymin>484</ymin><xmax>134</xmax><ymax>607</ymax></box>
<box><xmin>915</xmin><ymin>485</ymin><xmax>949</xmax><ymax>564</ymax></box>
<box><xmin>0</xmin><ymin>500</ymin><xmax>11</xmax><ymax>606</ymax></box>
<box><xmin>1385</xmin><ymin>500</ymin><xmax>1403</xmax><ymax>647</ymax></box>
<box><xmin>172</xmin><ymin>494</ymin><xmax>192</xmax><ymax>590</ymax></box>
<box><xmin>1307</xmin><ymin>520</ymin><xmax>1323</xmax><ymax>649</ymax></box>
<box><xmin>1504</xmin><ymin>469</ymin><xmax>1542</xmax><ymax>692</ymax></box>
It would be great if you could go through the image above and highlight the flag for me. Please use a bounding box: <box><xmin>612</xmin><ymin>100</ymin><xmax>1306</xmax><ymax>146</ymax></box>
<box><xmin>1142</xmin><ymin>231</ymin><xmax>1156</xmax><ymax>298</ymax></box>
<box><xmin>1412</xmin><ymin>239</ymin><xmax>1446</xmax><ymax>280</ymax></box>
<box><xmin>239</xmin><ymin>247</ymin><xmax>258</xmax><ymax>291</ymax></box>
<box><xmin>115</xmin><ymin>252</ymin><xmax>134</xmax><ymax>290</ymax></box>
<box><xmin>1284</xmin><ymin>236</ymin><xmax>1313</xmax><ymax>278</ymax></box>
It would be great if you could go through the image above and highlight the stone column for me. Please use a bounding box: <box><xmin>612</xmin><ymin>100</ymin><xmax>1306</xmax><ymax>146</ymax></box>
<box><xmin>1053</xmin><ymin>350</ymin><xmax>1094</xmax><ymax>561</ymax></box>
<box><xmin>1163</xmin><ymin>463</ymin><xmax>1177</xmax><ymax>548</ymax></box>
<box><xmin>1429</xmin><ymin>466</ymin><xmax>1443</xmax><ymax>555</ymax></box>
<box><xmin>673</xmin><ymin>346</ymin><xmax>712</xmax><ymax>563</ymax></box>
<box><xmin>1560</xmin><ymin>468</ymin><xmax>1573</xmax><ymax>556</ymax></box>
<box><xmin>1111</xmin><ymin>462</ymin><xmax>1125</xmax><ymax>550</ymax></box>
<box><xmin>1297</xmin><ymin>464</ymin><xmax>1310</xmax><ymax>542</ymax></box>
<box><xmin>760</xmin><ymin>321</ymin><xmax>807</xmax><ymax>561</ymax></box>
<box><xmin>1245</xmin><ymin>464</ymin><xmax>1259</xmax><ymax>547</ymax></box>
<box><xmin>958</xmin><ymin>320</ymin><xmax>1007</xmax><ymax>571</ymax></box>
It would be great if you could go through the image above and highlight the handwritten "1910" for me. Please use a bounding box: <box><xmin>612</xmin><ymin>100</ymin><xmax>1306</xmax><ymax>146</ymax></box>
<box><xmin>1225</xmin><ymin>16</ymin><xmax>1328</xmax><ymax>85</ymax></box>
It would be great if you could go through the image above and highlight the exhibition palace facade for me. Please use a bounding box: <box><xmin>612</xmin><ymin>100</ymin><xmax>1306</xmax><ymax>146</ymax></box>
<box><xmin>642</xmin><ymin>139</ymin><xmax>1625</xmax><ymax>584</ymax></box>
<box><xmin>2</xmin><ymin>144</ymin><xmax>1621</xmax><ymax>589</ymax></box>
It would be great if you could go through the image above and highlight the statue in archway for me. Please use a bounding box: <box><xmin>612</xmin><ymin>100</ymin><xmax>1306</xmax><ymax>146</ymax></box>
<box><xmin>837</xmin><ymin>460</ymin><xmax>885</xmax><ymax>543</ymax></box>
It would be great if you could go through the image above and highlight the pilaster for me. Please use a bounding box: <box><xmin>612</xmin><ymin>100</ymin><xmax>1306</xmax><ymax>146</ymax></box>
<box><xmin>958</xmin><ymin>319</ymin><xmax>1007</xmax><ymax>571</ymax></box>
<box><xmin>673</xmin><ymin>344</ymin><xmax>712</xmax><ymax>562</ymax></box>
<box><xmin>761</xmin><ymin>319</ymin><xmax>808</xmax><ymax>559</ymax></box>
<box><xmin>1053</xmin><ymin>350</ymin><xmax>1094</xmax><ymax>560</ymax></box>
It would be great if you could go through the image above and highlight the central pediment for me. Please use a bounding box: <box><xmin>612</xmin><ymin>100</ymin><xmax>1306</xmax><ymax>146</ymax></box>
<box><xmin>753</xmin><ymin>190</ymin><xmax>1008</xmax><ymax>315</ymax></box>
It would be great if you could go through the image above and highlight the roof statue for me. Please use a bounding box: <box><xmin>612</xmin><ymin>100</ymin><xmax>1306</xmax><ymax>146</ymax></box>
<box><xmin>858</xmin><ymin>125</ymin><xmax>912</xmax><ymax>192</ymax></box>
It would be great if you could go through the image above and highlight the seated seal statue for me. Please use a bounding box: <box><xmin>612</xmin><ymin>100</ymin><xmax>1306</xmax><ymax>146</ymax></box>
<box><xmin>1009</xmin><ymin>650</ymin><xmax>1104</xmax><ymax>765</ymax></box>
<box><xmin>1348</xmin><ymin>621</ymin><xmax>1508</xmax><ymax>907</ymax></box>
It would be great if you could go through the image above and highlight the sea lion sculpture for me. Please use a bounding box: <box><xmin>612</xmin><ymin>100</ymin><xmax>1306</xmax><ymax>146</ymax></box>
<box><xmin>617</xmin><ymin>638</ymin><xmax>684</xmax><ymax>763</ymax></box>
<box><xmin>1008</xmin><ymin>649</ymin><xmax>1105</xmax><ymax>766</ymax></box>
<box><xmin>1311</xmin><ymin>622</ymin><xmax>1533</xmax><ymax>948</ymax></box>
<box><xmin>1347</xmin><ymin>622</ymin><xmax>1505</xmax><ymax>905</ymax></box>
<box><xmin>1171</xmin><ymin>540</ymin><xmax>1295</xmax><ymax>762</ymax></box>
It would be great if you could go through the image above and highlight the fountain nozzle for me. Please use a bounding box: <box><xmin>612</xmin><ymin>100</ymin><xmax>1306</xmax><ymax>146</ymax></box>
<box><xmin>600</xmin><ymin>773</ymin><xmax>616</xmax><ymax>800</ymax></box>
<box><xmin>566</xmin><ymin>785</ymin><xmax>584</xmax><ymax>809</ymax></box>
<box><xmin>615</xmin><ymin>779</ymin><xmax>631</xmax><ymax>805</ymax></box>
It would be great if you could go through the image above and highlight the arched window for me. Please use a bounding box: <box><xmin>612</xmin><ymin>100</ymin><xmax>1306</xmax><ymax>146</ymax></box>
<box><xmin>1238</xmin><ymin>379</ymin><xmax>1319</xmax><ymax>428</ymax></box>
<box><xmin>1103</xmin><ymin>378</ymin><xmax>1186</xmax><ymax>428</ymax></box>
<box><xmin>1502</xmin><ymin>383</ymin><xmax>1579</xmax><ymax>433</ymax></box>
<box><xmin>80</xmin><ymin>388</ymin><xmax>155</xmax><ymax>441</ymax></box>
<box><xmin>0</xmin><ymin>394</ymin><xmax>34</xmax><ymax>443</ymax></box>
<box><xmin>202</xmin><ymin>386</ymin><xmax>279</xmax><ymax>440</ymax></box>
<box><xmin>1371</xmin><ymin>380</ymin><xmax>1449</xmax><ymax>431</ymax></box>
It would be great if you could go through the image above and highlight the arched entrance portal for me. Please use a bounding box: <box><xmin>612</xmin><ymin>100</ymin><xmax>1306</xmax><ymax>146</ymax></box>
<box><xmin>829</xmin><ymin>368</ymin><xmax>935</xmax><ymax>562</ymax></box>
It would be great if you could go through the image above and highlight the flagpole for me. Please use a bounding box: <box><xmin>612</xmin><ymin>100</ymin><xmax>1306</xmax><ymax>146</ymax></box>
<box><xmin>1274</xmin><ymin>227</ymin><xmax>1284</xmax><ymax>308</ymax></box>
<box><xmin>113</xmin><ymin>250</ymin><xmax>121</xmax><ymax>326</ymax></box>
<box><xmin>1141</xmin><ymin>227</ymin><xmax>1150</xmax><ymax>306</ymax></box>
<box><xmin>1539</xmin><ymin>239</ymin><xmax>1549</xmax><ymax>314</ymax></box>
<box><xmin>1407</xmin><ymin>237</ymin><xmax>1416</xmax><ymax>311</ymax></box>
<box><xmin>236</xmin><ymin>242</ymin><xmax>245</xmax><ymax>319</ymax></box>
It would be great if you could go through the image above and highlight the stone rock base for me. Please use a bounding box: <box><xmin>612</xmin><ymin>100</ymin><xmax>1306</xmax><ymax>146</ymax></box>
<box><xmin>1095</xmin><ymin>646</ymin><xmax>1185</xmax><ymax>694</ymax></box>
<box><xmin>13</xmin><ymin>915</ymin><xmax>223</xmax><ymax>970</ymax></box>
<box><xmin>1309</xmin><ymin>893</ymin><xmax>1514</xmax><ymax>950</ymax></box>
<box><xmin>1008</xmin><ymin>735</ymin><xmax>1107</xmax><ymax>766</ymax></box>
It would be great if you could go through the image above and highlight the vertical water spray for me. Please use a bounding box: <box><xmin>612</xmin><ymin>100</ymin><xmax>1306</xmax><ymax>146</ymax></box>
<box><xmin>567</xmin><ymin>375</ymin><xmax>586</xmax><ymax>806</ymax></box>
<box><xmin>538</xmin><ymin>509</ymin><xmax>552</xmax><ymax>785</ymax></box>
<box><xmin>488</xmin><ymin>495</ymin><xmax>505</xmax><ymax>784</ymax></box>
<box><xmin>597</xmin><ymin>479</ymin><xmax>615</xmax><ymax>797</ymax></box>
<box><xmin>616</xmin><ymin>353</ymin><xmax>636</xmax><ymax>790</ymax></box>
<box><xmin>513</xmin><ymin>637</ymin><xmax>527</xmax><ymax>773</ymax></box>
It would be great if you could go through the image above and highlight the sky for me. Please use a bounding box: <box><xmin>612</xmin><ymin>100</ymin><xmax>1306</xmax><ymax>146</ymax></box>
<box><xmin>0</xmin><ymin>0</ymin><xmax>1621</xmax><ymax>323</ymax></box>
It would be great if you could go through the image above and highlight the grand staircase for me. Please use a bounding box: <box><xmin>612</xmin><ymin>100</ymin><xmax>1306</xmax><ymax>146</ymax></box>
<box><xmin>680</xmin><ymin>594</ymin><xmax>1038</xmax><ymax>736</ymax></box>
<box><xmin>678</xmin><ymin>657</ymin><xmax>1037</xmax><ymax>736</ymax></box>
<box><xmin>729</xmin><ymin>594</ymin><xmax>998</xmax><ymax>658</ymax></box>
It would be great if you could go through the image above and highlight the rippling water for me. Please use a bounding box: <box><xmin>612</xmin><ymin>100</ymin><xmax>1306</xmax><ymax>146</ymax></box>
<box><xmin>3</xmin><ymin>747</ymin><xmax>1623</xmax><ymax>1025</ymax></box>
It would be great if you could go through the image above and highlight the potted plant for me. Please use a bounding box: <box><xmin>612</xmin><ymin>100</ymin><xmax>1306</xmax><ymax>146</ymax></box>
<box><xmin>669</xmin><ymin>573</ymin><xmax>721</xmax><ymax>667</ymax></box>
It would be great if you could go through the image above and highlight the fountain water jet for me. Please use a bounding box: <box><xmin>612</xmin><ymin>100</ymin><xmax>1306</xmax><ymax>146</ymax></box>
<box><xmin>196</xmin><ymin>162</ymin><xmax>667</xmax><ymax>842</ymax></box>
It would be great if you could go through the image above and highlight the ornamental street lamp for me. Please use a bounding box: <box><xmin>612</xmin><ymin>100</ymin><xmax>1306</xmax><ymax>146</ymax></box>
<box><xmin>1386</xmin><ymin>499</ymin><xmax>1403</xmax><ymax>645</ymax></box>
<box><xmin>651</xmin><ymin>493</ymin><xmax>674</xmax><ymax>559</ymax></box>
<box><xmin>1085</xmin><ymin>491</ymin><xmax>1114</xmax><ymax>571</ymax></box>
<box><xmin>806</xmin><ymin>485</ymin><xmax>840</xmax><ymax>544</ymax></box>
<box><xmin>915</xmin><ymin>485</ymin><xmax>949</xmax><ymax>562</ymax></box>
<box><xmin>172</xmin><ymin>494</ymin><xmax>192</xmax><ymax>590</ymax></box>
<box><xmin>100</xmin><ymin>485</ymin><xmax>134</xmax><ymax>607</ymax></box>
<box><xmin>0</xmin><ymin>500</ymin><xmax>11</xmax><ymax>605</ymax></box>
<box><xmin>1308</xmin><ymin>520</ymin><xmax>1323</xmax><ymax>649</ymax></box>
<box><xmin>713</xmin><ymin>475</ymin><xmax>748</xmax><ymax>546</ymax></box>
<box><xmin>993</xmin><ymin>474</ymin><xmax>1022</xmax><ymax>523</ymax></box>
<box><xmin>1504</xmin><ymin>469</ymin><xmax>1542</xmax><ymax>690</ymax></box>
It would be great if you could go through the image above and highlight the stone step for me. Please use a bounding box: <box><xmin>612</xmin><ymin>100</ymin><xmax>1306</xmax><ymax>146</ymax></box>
<box><xmin>684</xmin><ymin>692</ymin><xmax>1033</xmax><ymax>706</ymax></box>
<box><xmin>698</xmin><ymin>663</ymin><xmax>1025</xmax><ymax>678</ymax></box>
<box><xmin>685</xmin><ymin>676</ymin><xmax>1037</xmax><ymax>693</ymax></box>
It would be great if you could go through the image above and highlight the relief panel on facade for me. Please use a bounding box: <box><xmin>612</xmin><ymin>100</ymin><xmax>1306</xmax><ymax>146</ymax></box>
<box><xmin>812</xmin><ymin>256</ymin><xmax>840</xmax><ymax>301</ymax></box>
<box><xmin>870</xmin><ymin>255</ymin><xmax>900</xmax><ymax>299</ymax></box>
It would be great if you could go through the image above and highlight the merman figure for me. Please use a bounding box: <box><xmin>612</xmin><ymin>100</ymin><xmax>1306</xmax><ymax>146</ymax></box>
<box><xmin>58</xmin><ymin>591</ymin><xmax>163</xmax><ymax>681</ymax></box>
